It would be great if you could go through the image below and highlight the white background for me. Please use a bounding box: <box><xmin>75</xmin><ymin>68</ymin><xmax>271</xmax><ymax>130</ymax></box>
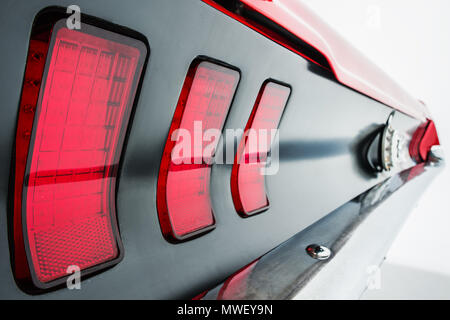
<box><xmin>302</xmin><ymin>0</ymin><xmax>450</xmax><ymax>299</ymax></box>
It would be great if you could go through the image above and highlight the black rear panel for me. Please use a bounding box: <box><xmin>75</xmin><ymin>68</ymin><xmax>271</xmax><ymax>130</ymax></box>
<box><xmin>0</xmin><ymin>0</ymin><xmax>420</xmax><ymax>298</ymax></box>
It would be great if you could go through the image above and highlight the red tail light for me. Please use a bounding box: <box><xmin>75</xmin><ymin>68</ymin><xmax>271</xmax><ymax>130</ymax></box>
<box><xmin>157</xmin><ymin>59</ymin><xmax>240</xmax><ymax>241</ymax></box>
<box><xmin>409</xmin><ymin>119</ymin><xmax>440</xmax><ymax>162</ymax></box>
<box><xmin>13</xmin><ymin>17</ymin><xmax>147</xmax><ymax>288</ymax></box>
<box><xmin>231</xmin><ymin>80</ymin><xmax>290</xmax><ymax>216</ymax></box>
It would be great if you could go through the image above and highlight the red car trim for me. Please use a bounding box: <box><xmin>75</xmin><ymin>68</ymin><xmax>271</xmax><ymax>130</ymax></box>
<box><xmin>202</xmin><ymin>0</ymin><xmax>429</xmax><ymax>121</ymax></box>
<box><xmin>202</xmin><ymin>0</ymin><xmax>330</xmax><ymax>70</ymax></box>
<box><xmin>409</xmin><ymin>120</ymin><xmax>440</xmax><ymax>162</ymax></box>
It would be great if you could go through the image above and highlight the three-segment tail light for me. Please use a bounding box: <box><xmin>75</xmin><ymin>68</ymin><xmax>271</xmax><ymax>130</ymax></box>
<box><xmin>13</xmin><ymin>15</ymin><xmax>147</xmax><ymax>288</ymax></box>
<box><xmin>231</xmin><ymin>80</ymin><xmax>291</xmax><ymax>216</ymax></box>
<box><xmin>157</xmin><ymin>59</ymin><xmax>240</xmax><ymax>241</ymax></box>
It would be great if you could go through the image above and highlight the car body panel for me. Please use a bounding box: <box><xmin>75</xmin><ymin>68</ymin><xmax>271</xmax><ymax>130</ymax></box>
<box><xmin>0</xmin><ymin>0</ymin><xmax>435</xmax><ymax>299</ymax></box>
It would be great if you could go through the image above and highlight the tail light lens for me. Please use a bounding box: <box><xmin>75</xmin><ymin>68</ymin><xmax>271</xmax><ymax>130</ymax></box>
<box><xmin>157</xmin><ymin>59</ymin><xmax>240</xmax><ymax>241</ymax></box>
<box><xmin>409</xmin><ymin>119</ymin><xmax>440</xmax><ymax>162</ymax></box>
<box><xmin>231</xmin><ymin>80</ymin><xmax>290</xmax><ymax>216</ymax></box>
<box><xmin>13</xmin><ymin>17</ymin><xmax>147</xmax><ymax>288</ymax></box>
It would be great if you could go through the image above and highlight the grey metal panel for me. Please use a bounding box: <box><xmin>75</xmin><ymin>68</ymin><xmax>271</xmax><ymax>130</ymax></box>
<box><xmin>0</xmin><ymin>0</ymin><xmax>421</xmax><ymax>298</ymax></box>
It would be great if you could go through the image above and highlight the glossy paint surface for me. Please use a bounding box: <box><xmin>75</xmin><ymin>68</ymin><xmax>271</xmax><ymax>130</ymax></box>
<box><xmin>205</xmin><ymin>0</ymin><xmax>429</xmax><ymax>120</ymax></box>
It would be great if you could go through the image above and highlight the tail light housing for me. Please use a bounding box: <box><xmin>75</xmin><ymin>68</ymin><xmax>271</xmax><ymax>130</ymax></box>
<box><xmin>409</xmin><ymin>119</ymin><xmax>440</xmax><ymax>162</ymax></box>
<box><xmin>12</xmin><ymin>13</ymin><xmax>147</xmax><ymax>289</ymax></box>
<box><xmin>231</xmin><ymin>80</ymin><xmax>290</xmax><ymax>216</ymax></box>
<box><xmin>157</xmin><ymin>58</ymin><xmax>240</xmax><ymax>241</ymax></box>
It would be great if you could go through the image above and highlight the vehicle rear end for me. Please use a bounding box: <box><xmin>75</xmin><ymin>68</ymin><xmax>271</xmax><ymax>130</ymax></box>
<box><xmin>0</xmin><ymin>0</ymin><xmax>442</xmax><ymax>299</ymax></box>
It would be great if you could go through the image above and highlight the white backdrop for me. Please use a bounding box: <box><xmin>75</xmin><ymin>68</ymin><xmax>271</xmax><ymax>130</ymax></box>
<box><xmin>301</xmin><ymin>0</ymin><xmax>450</xmax><ymax>299</ymax></box>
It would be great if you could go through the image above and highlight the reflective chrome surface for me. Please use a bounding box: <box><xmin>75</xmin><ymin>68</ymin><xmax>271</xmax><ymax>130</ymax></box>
<box><xmin>306</xmin><ymin>244</ymin><xmax>332</xmax><ymax>260</ymax></box>
<box><xmin>201</xmin><ymin>159</ymin><xmax>443</xmax><ymax>300</ymax></box>
<box><xmin>381</xmin><ymin>112</ymin><xmax>408</xmax><ymax>171</ymax></box>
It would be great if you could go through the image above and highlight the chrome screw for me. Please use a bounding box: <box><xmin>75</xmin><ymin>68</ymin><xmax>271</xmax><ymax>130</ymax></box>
<box><xmin>306</xmin><ymin>244</ymin><xmax>332</xmax><ymax>260</ymax></box>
